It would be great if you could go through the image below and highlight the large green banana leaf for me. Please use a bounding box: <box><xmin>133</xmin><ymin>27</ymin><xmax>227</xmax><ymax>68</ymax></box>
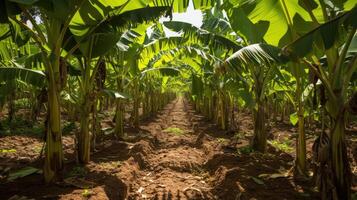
<box><xmin>102</xmin><ymin>89</ymin><xmax>131</xmax><ymax>99</ymax></box>
<box><xmin>69</xmin><ymin>5</ymin><xmax>171</xmax><ymax>58</ymax></box>
<box><xmin>283</xmin><ymin>7</ymin><xmax>357</xmax><ymax>58</ymax></box>
<box><xmin>151</xmin><ymin>0</ymin><xmax>215</xmax><ymax>13</ymax></box>
<box><xmin>0</xmin><ymin>66</ymin><xmax>46</xmax><ymax>87</ymax></box>
<box><xmin>141</xmin><ymin>67</ymin><xmax>181</xmax><ymax>77</ymax></box>
<box><xmin>225</xmin><ymin>43</ymin><xmax>287</xmax><ymax>71</ymax></box>
<box><xmin>163</xmin><ymin>21</ymin><xmax>242</xmax><ymax>51</ymax></box>
<box><xmin>226</xmin><ymin>0</ymin><xmax>356</xmax><ymax>46</ymax></box>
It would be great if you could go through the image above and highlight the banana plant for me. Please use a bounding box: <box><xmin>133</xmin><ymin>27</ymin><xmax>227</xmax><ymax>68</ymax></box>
<box><xmin>224</xmin><ymin>44</ymin><xmax>287</xmax><ymax>152</ymax></box>
<box><xmin>282</xmin><ymin>6</ymin><xmax>357</xmax><ymax>199</ymax></box>
<box><xmin>71</xmin><ymin>5</ymin><xmax>174</xmax><ymax>163</ymax></box>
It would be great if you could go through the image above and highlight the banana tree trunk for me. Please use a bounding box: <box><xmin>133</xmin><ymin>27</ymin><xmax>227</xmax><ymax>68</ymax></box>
<box><xmin>214</xmin><ymin>94</ymin><xmax>220</xmax><ymax>124</ymax></box>
<box><xmin>143</xmin><ymin>92</ymin><xmax>148</xmax><ymax>118</ymax></box>
<box><xmin>196</xmin><ymin>97</ymin><xmax>200</xmax><ymax>113</ymax></box>
<box><xmin>208</xmin><ymin>96</ymin><xmax>213</xmax><ymax>120</ymax></box>
<box><xmin>133</xmin><ymin>81</ymin><xmax>140</xmax><ymax>129</ymax></box>
<box><xmin>220</xmin><ymin>93</ymin><xmax>227</xmax><ymax>130</ymax></box>
<box><xmin>78</xmin><ymin>97</ymin><xmax>91</xmax><ymax>164</ymax></box>
<box><xmin>114</xmin><ymin>99</ymin><xmax>125</xmax><ymax>138</ymax></box>
<box><xmin>91</xmin><ymin>98</ymin><xmax>100</xmax><ymax>151</ymax></box>
<box><xmin>133</xmin><ymin>97</ymin><xmax>139</xmax><ymax>129</ymax></box>
<box><xmin>294</xmin><ymin>78</ymin><xmax>307</xmax><ymax>176</ymax></box>
<box><xmin>8</xmin><ymin>90</ymin><xmax>15</xmax><ymax>123</ymax></box>
<box><xmin>44</xmin><ymin>79</ymin><xmax>63</xmax><ymax>183</ymax></box>
<box><xmin>230</xmin><ymin>96</ymin><xmax>236</xmax><ymax>130</ymax></box>
<box><xmin>295</xmin><ymin>105</ymin><xmax>307</xmax><ymax>175</ymax></box>
<box><xmin>151</xmin><ymin>94</ymin><xmax>155</xmax><ymax>114</ymax></box>
<box><xmin>329</xmin><ymin>111</ymin><xmax>351</xmax><ymax>199</ymax></box>
<box><xmin>252</xmin><ymin>100</ymin><xmax>266</xmax><ymax>152</ymax></box>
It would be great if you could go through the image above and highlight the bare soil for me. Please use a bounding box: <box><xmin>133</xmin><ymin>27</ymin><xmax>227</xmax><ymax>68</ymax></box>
<box><xmin>0</xmin><ymin>98</ymin><xmax>356</xmax><ymax>199</ymax></box>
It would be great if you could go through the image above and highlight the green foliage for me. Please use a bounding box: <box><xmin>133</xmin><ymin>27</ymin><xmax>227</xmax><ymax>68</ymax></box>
<box><xmin>0</xmin><ymin>66</ymin><xmax>46</xmax><ymax>88</ymax></box>
<box><xmin>217</xmin><ymin>138</ymin><xmax>228</xmax><ymax>143</ymax></box>
<box><xmin>251</xmin><ymin>176</ymin><xmax>265</xmax><ymax>185</ymax></box>
<box><xmin>0</xmin><ymin>149</ymin><xmax>16</xmax><ymax>153</ymax></box>
<box><xmin>97</xmin><ymin>161</ymin><xmax>122</xmax><ymax>169</ymax></box>
<box><xmin>7</xmin><ymin>167</ymin><xmax>41</xmax><ymax>181</ymax></box>
<box><xmin>82</xmin><ymin>189</ymin><xmax>92</xmax><ymax>197</ymax></box>
<box><xmin>289</xmin><ymin>110</ymin><xmax>308</xmax><ymax>126</ymax></box>
<box><xmin>283</xmin><ymin>7</ymin><xmax>357</xmax><ymax>59</ymax></box>
<box><xmin>14</xmin><ymin>98</ymin><xmax>31</xmax><ymax>109</ymax></box>
<box><xmin>0</xmin><ymin>118</ymin><xmax>44</xmax><ymax>136</ymax></box>
<box><xmin>233</xmin><ymin>132</ymin><xmax>243</xmax><ymax>140</ymax></box>
<box><xmin>268</xmin><ymin>139</ymin><xmax>293</xmax><ymax>153</ymax></box>
<box><xmin>163</xmin><ymin>127</ymin><xmax>185</xmax><ymax>136</ymax></box>
<box><xmin>62</xmin><ymin>122</ymin><xmax>76</xmax><ymax>135</ymax></box>
<box><xmin>237</xmin><ymin>146</ymin><xmax>254</xmax><ymax>154</ymax></box>
<box><xmin>68</xmin><ymin>166</ymin><xmax>87</xmax><ymax>178</ymax></box>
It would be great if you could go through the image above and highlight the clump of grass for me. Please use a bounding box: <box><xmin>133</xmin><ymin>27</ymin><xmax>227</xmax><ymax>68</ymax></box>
<box><xmin>237</xmin><ymin>146</ymin><xmax>254</xmax><ymax>154</ymax></box>
<box><xmin>68</xmin><ymin>166</ymin><xmax>87</xmax><ymax>178</ymax></box>
<box><xmin>82</xmin><ymin>189</ymin><xmax>92</xmax><ymax>198</ymax></box>
<box><xmin>233</xmin><ymin>132</ymin><xmax>244</xmax><ymax>140</ymax></box>
<box><xmin>217</xmin><ymin>138</ymin><xmax>228</xmax><ymax>143</ymax></box>
<box><xmin>98</xmin><ymin>161</ymin><xmax>122</xmax><ymax>169</ymax></box>
<box><xmin>268</xmin><ymin>138</ymin><xmax>293</xmax><ymax>153</ymax></box>
<box><xmin>0</xmin><ymin>149</ymin><xmax>17</xmax><ymax>153</ymax></box>
<box><xmin>0</xmin><ymin>118</ymin><xmax>44</xmax><ymax>136</ymax></box>
<box><xmin>163</xmin><ymin>127</ymin><xmax>185</xmax><ymax>136</ymax></box>
<box><xmin>32</xmin><ymin>146</ymin><xmax>42</xmax><ymax>154</ymax></box>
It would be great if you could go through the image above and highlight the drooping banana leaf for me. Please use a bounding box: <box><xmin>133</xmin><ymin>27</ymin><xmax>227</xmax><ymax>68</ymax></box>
<box><xmin>225</xmin><ymin>43</ymin><xmax>288</xmax><ymax>72</ymax></box>
<box><xmin>226</xmin><ymin>0</ymin><xmax>356</xmax><ymax>47</ymax></box>
<box><xmin>283</xmin><ymin>7</ymin><xmax>357</xmax><ymax>59</ymax></box>
<box><xmin>151</xmin><ymin>0</ymin><xmax>215</xmax><ymax>13</ymax></box>
<box><xmin>69</xmin><ymin>6</ymin><xmax>171</xmax><ymax>58</ymax></box>
<box><xmin>141</xmin><ymin>67</ymin><xmax>181</xmax><ymax>77</ymax></box>
<box><xmin>102</xmin><ymin>89</ymin><xmax>131</xmax><ymax>99</ymax></box>
<box><xmin>163</xmin><ymin>21</ymin><xmax>242</xmax><ymax>51</ymax></box>
<box><xmin>0</xmin><ymin>66</ymin><xmax>46</xmax><ymax>87</ymax></box>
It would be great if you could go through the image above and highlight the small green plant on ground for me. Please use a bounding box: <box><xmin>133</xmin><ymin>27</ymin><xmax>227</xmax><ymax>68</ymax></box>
<box><xmin>163</xmin><ymin>127</ymin><xmax>185</xmax><ymax>136</ymax></box>
<box><xmin>0</xmin><ymin>118</ymin><xmax>44</xmax><ymax>136</ymax></box>
<box><xmin>68</xmin><ymin>166</ymin><xmax>87</xmax><ymax>178</ymax></box>
<box><xmin>237</xmin><ymin>146</ymin><xmax>254</xmax><ymax>154</ymax></box>
<box><xmin>32</xmin><ymin>146</ymin><xmax>42</xmax><ymax>154</ymax></box>
<box><xmin>268</xmin><ymin>138</ymin><xmax>293</xmax><ymax>153</ymax></box>
<box><xmin>0</xmin><ymin>149</ymin><xmax>17</xmax><ymax>153</ymax></box>
<box><xmin>233</xmin><ymin>132</ymin><xmax>243</xmax><ymax>140</ymax></box>
<box><xmin>98</xmin><ymin>161</ymin><xmax>122</xmax><ymax>169</ymax></box>
<box><xmin>217</xmin><ymin>138</ymin><xmax>228</xmax><ymax>143</ymax></box>
<box><xmin>82</xmin><ymin>189</ymin><xmax>92</xmax><ymax>198</ymax></box>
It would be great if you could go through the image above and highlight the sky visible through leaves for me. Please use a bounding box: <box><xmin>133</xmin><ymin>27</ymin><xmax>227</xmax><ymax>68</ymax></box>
<box><xmin>160</xmin><ymin>1</ymin><xmax>202</xmax><ymax>36</ymax></box>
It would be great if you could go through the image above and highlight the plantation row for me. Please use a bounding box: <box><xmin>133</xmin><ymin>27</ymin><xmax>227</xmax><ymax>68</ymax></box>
<box><xmin>0</xmin><ymin>0</ymin><xmax>356</xmax><ymax>199</ymax></box>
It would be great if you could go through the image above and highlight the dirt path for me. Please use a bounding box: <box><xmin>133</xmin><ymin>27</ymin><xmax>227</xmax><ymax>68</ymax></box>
<box><xmin>126</xmin><ymin>97</ymin><xmax>215</xmax><ymax>199</ymax></box>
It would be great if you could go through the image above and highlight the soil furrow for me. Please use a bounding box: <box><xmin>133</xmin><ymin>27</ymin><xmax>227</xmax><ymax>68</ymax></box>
<box><xmin>127</xmin><ymin>97</ymin><xmax>215</xmax><ymax>200</ymax></box>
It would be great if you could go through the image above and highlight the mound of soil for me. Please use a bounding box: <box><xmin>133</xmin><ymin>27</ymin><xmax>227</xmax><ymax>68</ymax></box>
<box><xmin>128</xmin><ymin>140</ymin><xmax>155</xmax><ymax>169</ymax></box>
<box><xmin>211</xmin><ymin>166</ymin><xmax>244</xmax><ymax>200</ymax></box>
<box><xmin>129</xmin><ymin>140</ymin><xmax>154</xmax><ymax>156</ymax></box>
<box><xmin>150</xmin><ymin>146</ymin><xmax>204</xmax><ymax>173</ymax></box>
<box><xmin>204</xmin><ymin>153</ymin><xmax>240</xmax><ymax>173</ymax></box>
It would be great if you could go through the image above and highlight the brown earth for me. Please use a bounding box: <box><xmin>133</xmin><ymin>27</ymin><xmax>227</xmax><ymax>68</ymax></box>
<box><xmin>0</xmin><ymin>97</ymin><xmax>356</xmax><ymax>199</ymax></box>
